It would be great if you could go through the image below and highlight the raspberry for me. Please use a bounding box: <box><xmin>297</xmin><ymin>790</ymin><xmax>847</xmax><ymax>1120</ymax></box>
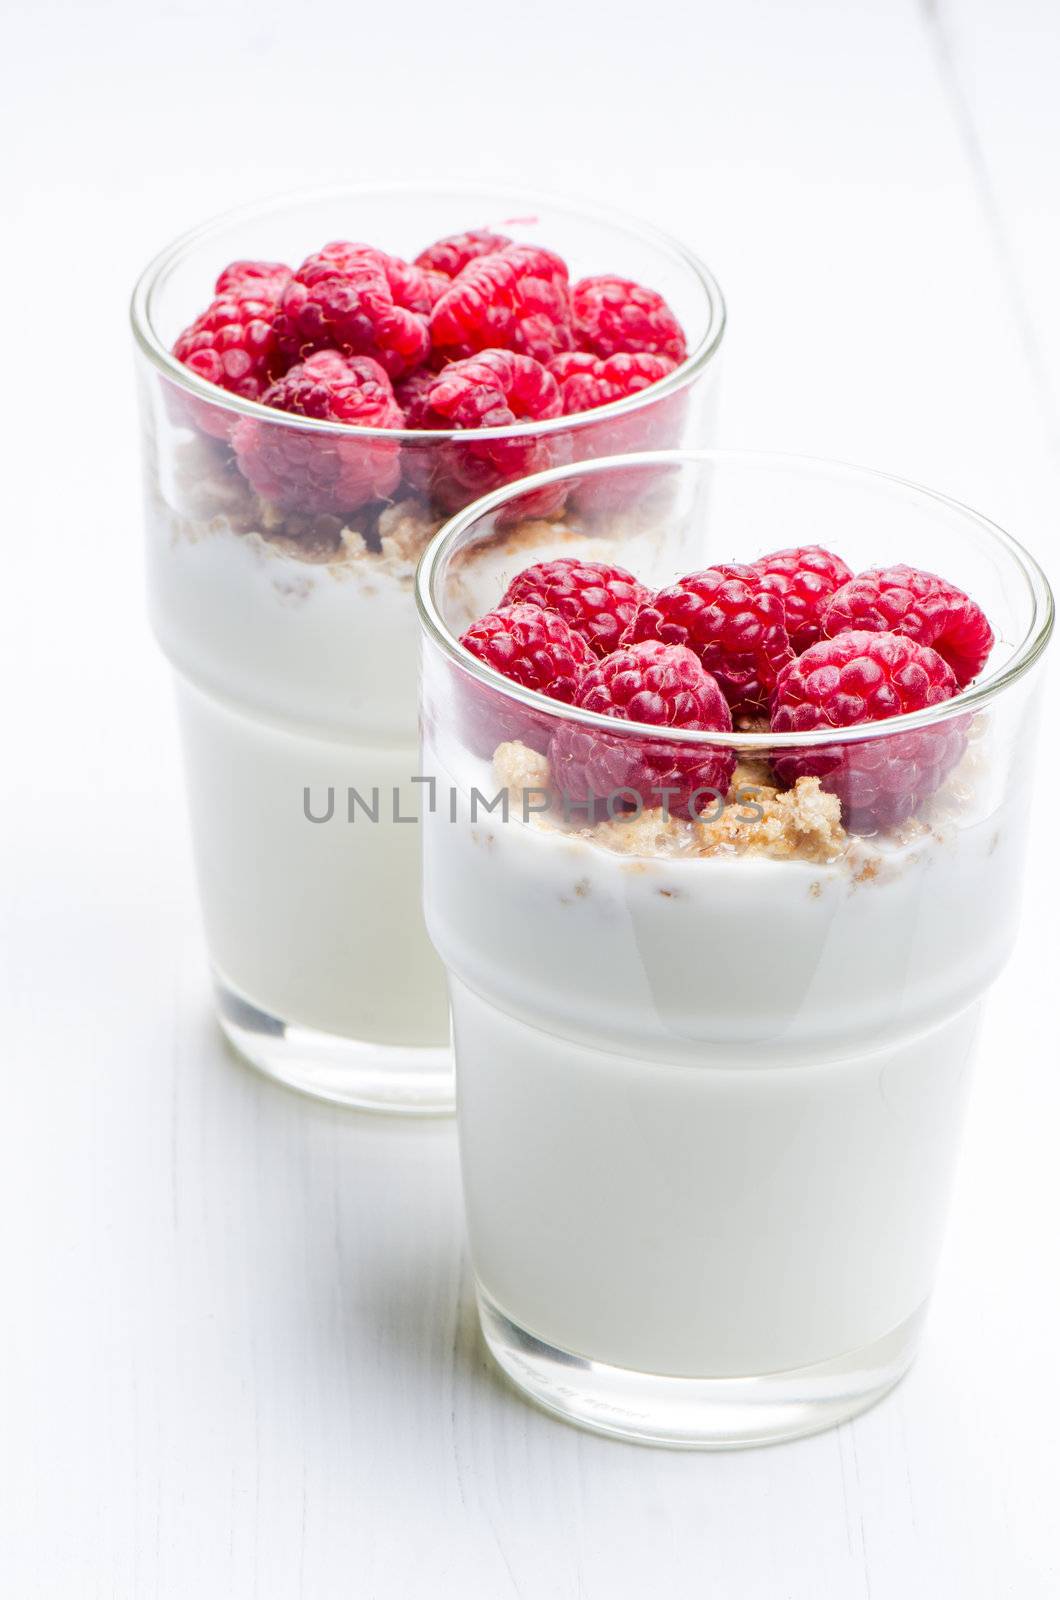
<box><xmin>548</xmin><ymin>351</ymin><xmax>675</xmax><ymax>416</ymax></box>
<box><xmin>461</xmin><ymin>602</ymin><xmax>593</xmax><ymax>696</ymax></box>
<box><xmin>771</xmin><ymin>630</ymin><xmax>964</xmax><ymax>831</ymax></box>
<box><xmin>458</xmin><ymin>602</ymin><xmax>594</xmax><ymax>755</ymax></box>
<box><xmin>392</xmin><ymin>367</ymin><xmax>436</xmax><ymax>415</ymax></box>
<box><xmin>404</xmin><ymin>349</ymin><xmax>565</xmax><ymax>515</ymax></box>
<box><xmin>173</xmin><ymin>285</ymin><xmax>287</xmax><ymax>439</ymax></box>
<box><xmin>547</xmin><ymin>353</ymin><xmax>685</xmax><ymax>517</ymax></box>
<box><xmin>274</xmin><ymin>242</ymin><xmax>431</xmax><ymax>377</ymax></box>
<box><xmin>301</xmin><ymin>242</ymin><xmax>435</xmax><ymax>313</ymax></box>
<box><xmin>625</xmin><ymin>565</ymin><xmax>793</xmax><ymax>717</ymax></box>
<box><xmin>752</xmin><ymin>546</ymin><xmax>854</xmax><ymax>655</ymax></box>
<box><xmin>373</xmin><ymin>251</ymin><xmax>435</xmax><ymax>316</ymax></box>
<box><xmin>549</xmin><ymin>641</ymin><xmax>735</xmax><ymax>817</ymax></box>
<box><xmin>501</xmin><ymin>558</ymin><xmax>651</xmax><ymax>658</ymax></box>
<box><xmin>429</xmin><ymin>245</ymin><xmax>574</xmax><ymax>366</ymax></box>
<box><xmin>173</xmin><ymin>261</ymin><xmax>290</xmax><ymax>436</ymax></box>
<box><xmin>407</xmin><ymin>348</ymin><xmax>559</xmax><ymax>429</ymax></box>
<box><xmin>214</xmin><ymin>259</ymin><xmax>292</xmax><ymax>299</ymax></box>
<box><xmin>421</xmin><ymin>270</ymin><xmax>451</xmax><ymax>308</ymax></box>
<box><xmin>571</xmin><ymin>275</ymin><xmax>687</xmax><ymax>364</ymax></box>
<box><xmin>233</xmin><ymin>350</ymin><xmax>404</xmax><ymax>514</ymax></box>
<box><xmin>415</xmin><ymin>229</ymin><xmax>512</xmax><ymax>278</ymax></box>
<box><xmin>823</xmin><ymin>565</ymin><xmax>994</xmax><ymax>689</ymax></box>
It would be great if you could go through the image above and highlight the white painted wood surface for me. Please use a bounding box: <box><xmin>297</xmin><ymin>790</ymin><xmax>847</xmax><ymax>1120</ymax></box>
<box><xmin>2</xmin><ymin>1</ymin><xmax>1058</xmax><ymax>1593</ymax></box>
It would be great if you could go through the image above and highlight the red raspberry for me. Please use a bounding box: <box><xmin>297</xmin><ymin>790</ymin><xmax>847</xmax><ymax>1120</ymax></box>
<box><xmin>173</xmin><ymin>286</ymin><xmax>287</xmax><ymax>439</ymax></box>
<box><xmin>501</xmin><ymin>558</ymin><xmax>651</xmax><ymax>658</ymax></box>
<box><xmin>415</xmin><ymin>229</ymin><xmax>512</xmax><ymax>278</ymax></box>
<box><xmin>173</xmin><ymin>262</ymin><xmax>290</xmax><ymax>435</ymax></box>
<box><xmin>404</xmin><ymin>349</ymin><xmax>565</xmax><ymax>516</ymax></box>
<box><xmin>548</xmin><ymin>355</ymin><xmax>686</xmax><ymax>517</ymax></box>
<box><xmin>461</xmin><ymin>602</ymin><xmax>593</xmax><ymax>696</ymax></box>
<box><xmin>233</xmin><ymin>350</ymin><xmax>404</xmax><ymax>514</ymax></box>
<box><xmin>548</xmin><ymin>351</ymin><xmax>675</xmax><ymax>415</ymax></box>
<box><xmin>429</xmin><ymin>245</ymin><xmax>574</xmax><ymax>366</ymax></box>
<box><xmin>302</xmin><ymin>242</ymin><xmax>435</xmax><ymax>313</ymax></box>
<box><xmin>421</xmin><ymin>270</ymin><xmax>451</xmax><ymax>308</ymax></box>
<box><xmin>214</xmin><ymin>259</ymin><xmax>292</xmax><ymax>299</ymax></box>
<box><xmin>571</xmin><ymin>275</ymin><xmax>687</xmax><ymax>364</ymax></box>
<box><xmin>458</xmin><ymin>602</ymin><xmax>594</xmax><ymax>755</ymax></box>
<box><xmin>752</xmin><ymin>546</ymin><xmax>854</xmax><ymax>655</ymax></box>
<box><xmin>771</xmin><ymin>630</ymin><xmax>964</xmax><ymax>831</ymax></box>
<box><xmin>392</xmin><ymin>367</ymin><xmax>436</xmax><ymax>415</ymax></box>
<box><xmin>823</xmin><ymin>565</ymin><xmax>994</xmax><ymax>689</ymax></box>
<box><xmin>274</xmin><ymin>242</ymin><xmax>431</xmax><ymax>377</ymax></box>
<box><xmin>549</xmin><ymin>641</ymin><xmax>735</xmax><ymax>817</ymax></box>
<box><xmin>625</xmin><ymin>565</ymin><xmax>793</xmax><ymax>717</ymax></box>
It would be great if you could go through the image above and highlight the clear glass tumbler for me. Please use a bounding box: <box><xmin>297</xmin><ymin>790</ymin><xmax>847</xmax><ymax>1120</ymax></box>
<box><xmin>130</xmin><ymin>185</ymin><xmax>725</xmax><ymax>1112</ymax></box>
<box><xmin>418</xmin><ymin>450</ymin><xmax>1053</xmax><ymax>1443</ymax></box>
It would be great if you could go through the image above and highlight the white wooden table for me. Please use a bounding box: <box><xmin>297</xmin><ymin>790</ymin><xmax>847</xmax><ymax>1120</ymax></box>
<box><xmin>2</xmin><ymin>2</ymin><xmax>1059</xmax><ymax>1593</ymax></box>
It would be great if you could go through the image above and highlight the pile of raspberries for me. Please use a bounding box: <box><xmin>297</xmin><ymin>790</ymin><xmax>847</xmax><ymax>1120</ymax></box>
<box><xmin>458</xmin><ymin>550</ymin><xmax>994</xmax><ymax>833</ymax></box>
<box><xmin>172</xmin><ymin>230</ymin><xmax>688</xmax><ymax>518</ymax></box>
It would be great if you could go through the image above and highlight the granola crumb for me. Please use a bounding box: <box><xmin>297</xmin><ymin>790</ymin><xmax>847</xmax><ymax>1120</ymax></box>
<box><xmin>888</xmin><ymin>815</ymin><xmax>932</xmax><ymax>848</ymax></box>
<box><xmin>254</xmin><ymin>500</ymin><xmax>352</xmax><ymax>560</ymax></box>
<box><xmin>374</xmin><ymin>498</ymin><xmax>443</xmax><ymax>566</ymax></box>
<box><xmin>492</xmin><ymin>742</ymin><xmax>848</xmax><ymax>865</ymax></box>
<box><xmin>693</xmin><ymin>776</ymin><xmax>847</xmax><ymax>863</ymax></box>
<box><xmin>169</xmin><ymin>441</ymin><xmax>261</xmax><ymax>532</ymax></box>
<box><xmin>165</xmin><ymin>443</ymin><xmax>446</xmax><ymax>574</ymax></box>
<box><xmin>730</xmin><ymin>754</ymin><xmax>774</xmax><ymax>792</ymax></box>
<box><xmin>493</xmin><ymin>741</ymin><xmax>552</xmax><ymax>797</ymax></box>
<box><xmin>338</xmin><ymin>523</ymin><xmax>373</xmax><ymax>561</ymax></box>
<box><xmin>586</xmin><ymin>807</ymin><xmax>694</xmax><ymax>857</ymax></box>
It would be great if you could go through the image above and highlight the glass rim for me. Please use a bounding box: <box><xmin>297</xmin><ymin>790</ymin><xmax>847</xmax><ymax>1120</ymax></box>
<box><xmin>415</xmin><ymin>447</ymin><xmax>1055</xmax><ymax>751</ymax></box>
<box><xmin>129</xmin><ymin>179</ymin><xmax>726</xmax><ymax>444</ymax></box>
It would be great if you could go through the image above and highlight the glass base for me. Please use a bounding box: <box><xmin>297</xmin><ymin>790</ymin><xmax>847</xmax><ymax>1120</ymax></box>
<box><xmin>215</xmin><ymin>974</ymin><xmax>454</xmax><ymax>1115</ymax></box>
<box><xmin>478</xmin><ymin>1287</ymin><xmax>926</xmax><ymax>1449</ymax></box>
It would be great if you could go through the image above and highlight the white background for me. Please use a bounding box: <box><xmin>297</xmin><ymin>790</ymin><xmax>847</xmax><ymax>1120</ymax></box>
<box><xmin>2</xmin><ymin>1</ymin><xmax>1059</xmax><ymax>1594</ymax></box>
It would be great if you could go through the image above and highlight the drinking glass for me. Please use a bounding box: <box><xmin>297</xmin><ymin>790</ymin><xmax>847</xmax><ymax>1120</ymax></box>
<box><xmin>131</xmin><ymin>186</ymin><xmax>725</xmax><ymax>1112</ymax></box>
<box><xmin>417</xmin><ymin>450</ymin><xmax>1052</xmax><ymax>1441</ymax></box>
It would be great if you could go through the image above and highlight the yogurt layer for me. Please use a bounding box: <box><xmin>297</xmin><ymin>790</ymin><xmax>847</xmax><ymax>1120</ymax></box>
<box><xmin>145</xmin><ymin>440</ymin><xmax>682</xmax><ymax>1044</ymax></box>
<box><xmin>145</xmin><ymin>449</ymin><xmax>451</xmax><ymax>1042</ymax></box>
<box><xmin>424</xmin><ymin>731</ymin><xmax>1027</xmax><ymax>1375</ymax></box>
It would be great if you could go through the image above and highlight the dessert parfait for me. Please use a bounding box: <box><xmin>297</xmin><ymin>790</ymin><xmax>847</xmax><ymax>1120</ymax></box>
<box><xmin>417</xmin><ymin>450</ymin><xmax>1053</xmax><ymax>1444</ymax></box>
<box><xmin>131</xmin><ymin>186</ymin><xmax>725</xmax><ymax>1111</ymax></box>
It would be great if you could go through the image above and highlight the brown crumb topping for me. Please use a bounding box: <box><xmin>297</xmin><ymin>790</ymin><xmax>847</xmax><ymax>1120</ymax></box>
<box><xmin>492</xmin><ymin>741</ymin><xmax>552</xmax><ymax>797</ymax></box>
<box><xmin>694</xmin><ymin>777</ymin><xmax>846</xmax><ymax>863</ymax></box>
<box><xmin>373</xmin><ymin>499</ymin><xmax>444</xmax><ymax>565</ymax></box>
<box><xmin>166</xmin><ymin>438</ymin><xmax>261</xmax><ymax>532</ymax></box>
<box><xmin>490</xmin><ymin>742</ymin><xmax>849</xmax><ymax>865</ymax></box>
<box><xmin>588</xmin><ymin>808</ymin><xmax>699</xmax><ymax>858</ymax></box>
<box><xmin>166</xmin><ymin>438</ymin><xmax>444</xmax><ymax>572</ymax></box>
<box><xmin>258</xmin><ymin>501</ymin><xmax>352</xmax><ymax>560</ymax></box>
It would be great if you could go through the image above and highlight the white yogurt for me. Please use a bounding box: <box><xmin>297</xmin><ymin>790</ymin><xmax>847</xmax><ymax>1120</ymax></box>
<box><xmin>146</xmin><ymin>483</ymin><xmax>449</xmax><ymax>1046</ymax></box>
<box><xmin>146</xmin><ymin>446</ymin><xmax>697</xmax><ymax>1049</ymax></box>
<box><xmin>174</xmin><ymin>678</ymin><xmax>448</xmax><ymax>1044</ymax></box>
<box><xmin>423</xmin><ymin>741</ymin><xmax>1027</xmax><ymax>1377</ymax></box>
